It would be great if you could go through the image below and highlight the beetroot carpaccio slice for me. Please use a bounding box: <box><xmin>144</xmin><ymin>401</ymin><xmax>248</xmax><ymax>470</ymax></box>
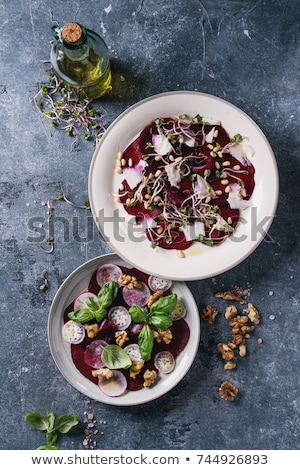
<box><xmin>117</xmin><ymin>116</ymin><xmax>255</xmax><ymax>250</ymax></box>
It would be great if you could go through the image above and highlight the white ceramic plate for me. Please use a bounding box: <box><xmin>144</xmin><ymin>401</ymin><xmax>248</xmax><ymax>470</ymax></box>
<box><xmin>48</xmin><ymin>253</ymin><xmax>200</xmax><ymax>406</ymax></box>
<box><xmin>89</xmin><ymin>91</ymin><xmax>279</xmax><ymax>280</ymax></box>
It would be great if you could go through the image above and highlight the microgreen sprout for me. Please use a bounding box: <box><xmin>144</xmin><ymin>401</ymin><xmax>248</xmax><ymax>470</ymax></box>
<box><xmin>38</xmin><ymin>184</ymin><xmax>90</xmax><ymax>255</ymax></box>
<box><xmin>33</xmin><ymin>63</ymin><xmax>107</xmax><ymax>145</ymax></box>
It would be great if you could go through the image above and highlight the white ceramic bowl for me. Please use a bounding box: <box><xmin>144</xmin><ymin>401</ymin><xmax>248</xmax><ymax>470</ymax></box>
<box><xmin>48</xmin><ymin>253</ymin><xmax>200</xmax><ymax>405</ymax></box>
<box><xmin>89</xmin><ymin>91</ymin><xmax>279</xmax><ymax>280</ymax></box>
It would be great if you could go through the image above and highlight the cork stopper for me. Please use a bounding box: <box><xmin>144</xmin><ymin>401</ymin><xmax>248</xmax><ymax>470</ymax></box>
<box><xmin>61</xmin><ymin>22</ymin><xmax>83</xmax><ymax>44</ymax></box>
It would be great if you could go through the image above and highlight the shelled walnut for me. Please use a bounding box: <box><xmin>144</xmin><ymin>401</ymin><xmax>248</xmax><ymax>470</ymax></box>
<box><xmin>118</xmin><ymin>274</ymin><xmax>141</xmax><ymax>289</ymax></box>
<box><xmin>153</xmin><ymin>328</ymin><xmax>172</xmax><ymax>344</ymax></box>
<box><xmin>83</xmin><ymin>323</ymin><xmax>99</xmax><ymax>339</ymax></box>
<box><xmin>130</xmin><ymin>361</ymin><xmax>144</xmax><ymax>379</ymax></box>
<box><xmin>91</xmin><ymin>368</ymin><xmax>113</xmax><ymax>380</ymax></box>
<box><xmin>217</xmin><ymin>343</ymin><xmax>236</xmax><ymax>361</ymax></box>
<box><xmin>215</xmin><ymin>291</ymin><xmax>246</xmax><ymax>304</ymax></box>
<box><xmin>248</xmin><ymin>303</ymin><xmax>260</xmax><ymax>325</ymax></box>
<box><xmin>219</xmin><ymin>381</ymin><xmax>239</xmax><ymax>401</ymax></box>
<box><xmin>143</xmin><ymin>369</ymin><xmax>157</xmax><ymax>387</ymax></box>
<box><xmin>201</xmin><ymin>304</ymin><xmax>219</xmax><ymax>324</ymax></box>
<box><xmin>148</xmin><ymin>290</ymin><xmax>164</xmax><ymax>308</ymax></box>
<box><xmin>115</xmin><ymin>330</ymin><xmax>129</xmax><ymax>347</ymax></box>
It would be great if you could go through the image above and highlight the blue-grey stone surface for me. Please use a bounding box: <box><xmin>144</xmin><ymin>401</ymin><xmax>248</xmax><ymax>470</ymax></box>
<box><xmin>0</xmin><ymin>0</ymin><xmax>299</xmax><ymax>451</ymax></box>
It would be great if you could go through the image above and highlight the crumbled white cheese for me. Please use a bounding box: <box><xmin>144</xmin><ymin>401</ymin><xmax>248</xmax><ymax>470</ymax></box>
<box><xmin>123</xmin><ymin>160</ymin><xmax>148</xmax><ymax>188</ymax></box>
<box><xmin>194</xmin><ymin>175</ymin><xmax>210</xmax><ymax>198</ymax></box>
<box><xmin>165</xmin><ymin>163</ymin><xmax>181</xmax><ymax>187</ymax></box>
<box><xmin>205</xmin><ymin>127</ymin><xmax>215</xmax><ymax>143</ymax></box>
<box><xmin>152</xmin><ymin>133</ymin><xmax>172</xmax><ymax>156</ymax></box>
<box><xmin>227</xmin><ymin>183</ymin><xmax>252</xmax><ymax>210</ymax></box>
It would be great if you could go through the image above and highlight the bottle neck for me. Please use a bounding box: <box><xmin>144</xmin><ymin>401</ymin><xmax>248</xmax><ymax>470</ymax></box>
<box><xmin>63</xmin><ymin>42</ymin><xmax>89</xmax><ymax>61</ymax></box>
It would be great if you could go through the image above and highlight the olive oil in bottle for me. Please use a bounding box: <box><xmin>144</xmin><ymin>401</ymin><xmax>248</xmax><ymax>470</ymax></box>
<box><xmin>50</xmin><ymin>22</ymin><xmax>111</xmax><ymax>100</ymax></box>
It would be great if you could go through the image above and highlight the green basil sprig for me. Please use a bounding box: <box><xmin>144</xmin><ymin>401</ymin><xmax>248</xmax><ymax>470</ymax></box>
<box><xmin>101</xmin><ymin>344</ymin><xmax>132</xmax><ymax>369</ymax></box>
<box><xmin>25</xmin><ymin>410</ymin><xmax>78</xmax><ymax>450</ymax></box>
<box><xmin>129</xmin><ymin>293</ymin><xmax>177</xmax><ymax>361</ymax></box>
<box><xmin>68</xmin><ymin>281</ymin><xmax>118</xmax><ymax>323</ymax></box>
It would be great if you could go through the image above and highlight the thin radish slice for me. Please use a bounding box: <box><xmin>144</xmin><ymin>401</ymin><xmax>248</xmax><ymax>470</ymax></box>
<box><xmin>170</xmin><ymin>299</ymin><xmax>187</xmax><ymax>321</ymax></box>
<box><xmin>98</xmin><ymin>370</ymin><xmax>127</xmax><ymax>397</ymax></box>
<box><xmin>62</xmin><ymin>320</ymin><xmax>85</xmax><ymax>344</ymax></box>
<box><xmin>154</xmin><ymin>351</ymin><xmax>176</xmax><ymax>374</ymax></box>
<box><xmin>108</xmin><ymin>306</ymin><xmax>132</xmax><ymax>330</ymax></box>
<box><xmin>96</xmin><ymin>263</ymin><xmax>123</xmax><ymax>287</ymax></box>
<box><xmin>124</xmin><ymin>343</ymin><xmax>144</xmax><ymax>363</ymax></box>
<box><xmin>74</xmin><ymin>291</ymin><xmax>98</xmax><ymax>311</ymax></box>
<box><xmin>84</xmin><ymin>339</ymin><xmax>108</xmax><ymax>369</ymax></box>
<box><xmin>148</xmin><ymin>275</ymin><xmax>172</xmax><ymax>292</ymax></box>
<box><xmin>122</xmin><ymin>282</ymin><xmax>151</xmax><ymax>306</ymax></box>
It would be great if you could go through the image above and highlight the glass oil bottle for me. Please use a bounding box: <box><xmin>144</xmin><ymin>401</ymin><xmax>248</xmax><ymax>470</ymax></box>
<box><xmin>50</xmin><ymin>22</ymin><xmax>111</xmax><ymax>100</ymax></box>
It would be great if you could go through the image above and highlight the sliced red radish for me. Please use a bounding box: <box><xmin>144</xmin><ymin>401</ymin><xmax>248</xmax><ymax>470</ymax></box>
<box><xmin>170</xmin><ymin>299</ymin><xmax>187</xmax><ymax>320</ymax></box>
<box><xmin>148</xmin><ymin>275</ymin><xmax>172</xmax><ymax>292</ymax></box>
<box><xmin>84</xmin><ymin>339</ymin><xmax>108</xmax><ymax>369</ymax></box>
<box><xmin>122</xmin><ymin>282</ymin><xmax>151</xmax><ymax>306</ymax></box>
<box><xmin>108</xmin><ymin>306</ymin><xmax>132</xmax><ymax>330</ymax></box>
<box><xmin>74</xmin><ymin>291</ymin><xmax>98</xmax><ymax>311</ymax></box>
<box><xmin>124</xmin><ymin>343</ymin><xmax>144</xmax><ymax>363</ymax></box>
<box><xmin>62</xmin><ymin>320</ymin><xmax>85</xmax><ymax>344</ymax></box>
<box><xmin>154</xmin><ymin>351</ymin><xmax>176</xmax><ymax>374</ymax></box>
<box><xmin>98</xmin><ymin>370</ymin><xmax>127</xmax><ymax>397</ymax></box>
<box><xmin>96</xmin><ymin>263</ymin><xmax>123</xmax><ymax>287</ymax></box>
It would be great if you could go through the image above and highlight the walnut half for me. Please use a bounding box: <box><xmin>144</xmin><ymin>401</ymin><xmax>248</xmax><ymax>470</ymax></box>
<box><xmin>143</xmin><ymin>369</ymin><xmax>157</xmax><ymax>387</ymax></box>
<box><xmin>219</xmin><ymin>381</ymin><xmax>239</xmax><ymax>401</ymax></box>
<box><xmin>201</xmin><ymin>304</ymin><xmax>219</xmax><ymax>325</ymax></box>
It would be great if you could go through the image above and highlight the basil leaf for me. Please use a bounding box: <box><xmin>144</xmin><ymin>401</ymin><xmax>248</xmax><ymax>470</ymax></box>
<box><xmin>138</xmin><ymin>324</ymin><xmax>154</xmax><ymax>361</ymax></box>
<box><xmin>46</xmin><ymin>430</ymin><xmax>58</xmax><ymax>446</ymax></box>
<box><xmin>95</xmin><ymin>307</ymin><xmax>107</xmax><ymax>323</ymax></box>
<box><xmin>53</xmin><ymin>415</ymin><xmax>78</xmax><ymax>434</ymax></box>
<box><xmin>129</xmin><ymin>305</ymin><xmax>148</xmax><ymax>323</ymax></box>
<box><xmin>149</xmin><ymin>293</ymin><xmax>177</xmax><ymax>317</ymax></box>
<box><xmin>101</xmin><ymin>344</ymin><xmax>132</xmax><ymax>369</ymax></box>
<box><xmin>25</xmin><ymin>412</ymin><xmax>49</xmax><ymax>431</ymax></box>
<box><xmin>85</xmin><ymin>297</ymin><xmax>99</xmax><ymax>311</ymax></box>
<box><xmin>47</xmin><ymin>411</ymin><xmax>55</xmax><ymax>430</ymax></box>
<box><xmin>148</xmin><ymin>314</ymin><xmax>173</xmax><ymax>330</ymax></box>
<box><xmin>36</xmin><ymin>445</ymin><xmax>61</xmax><ymax>450</ymax></box>
<box><xmin>98</xmin><ymin>281</ymin><xmax>119</xmax><ymax>309</ymax></box>
<box><xmin>67</xmin><ymin>308</ymin><xmax>95</xmax><ymax>323</ymax></box>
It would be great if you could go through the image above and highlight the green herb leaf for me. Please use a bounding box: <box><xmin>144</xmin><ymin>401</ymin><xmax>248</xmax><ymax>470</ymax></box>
<box><xmin>149</xmin><ymin>294</ymin><xmax>178</xmax><ymax>318</ymax></box>
<box><xmin>148</xmin><ymin>314</ymin><xmax>173</xmax><ymax>330</ymax></box>
<box><xmin>85</xmin><ymin>297</ymin><xmax>99</xmax><ymax>311</ymax></box>
<box><xmin>46</xmin><ymin>430</ymin><xmax>58</xmax><ymax>446</ymax></box>
<box><xmin>101</xmin><ymin>344</ymin><xmax>132</xmax><ymax>369</ymax></box>
<box><xmin>36</xmin><ymin>445</ymin><xmax>61</xmax><ymax>450</ymax></box>
<box><xmin>25</xmin><ymin>412</ymin><xmax>49</xmax><ymax>431</ymax></box>
<box><xmin>67</xmin><ymin>308</ymin><xmax>95</xmax><ymax>323</ymax></box>
<box><xmin>129</xmin><ymin>305</ymin><xmax>148</xmax><ymax>323</ymax></box>
<box><xmin>53</xmin><ymin>415</ymin><xmax>78</xmax><ymax>434</ymax></box>
<box><xmin>98</xmin><ymin>281</ymin><xmax>119</xmax><ymax>310</ymax></box>
<box><xmin>138</xmin><ymin>324</ymin><xmax>154</xmax><ymax>361</ymax></box>
<box><xmin>95</xmin><ymin>307</ymin><xmax>108</xmax><ymax>323</ymax></box>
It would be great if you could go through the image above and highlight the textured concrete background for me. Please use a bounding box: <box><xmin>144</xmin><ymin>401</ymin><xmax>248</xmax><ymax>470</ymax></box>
<box><xmin>0</xmin><ymin>0</ymin><xmax>299</xmax><ymax>450</ymax></box>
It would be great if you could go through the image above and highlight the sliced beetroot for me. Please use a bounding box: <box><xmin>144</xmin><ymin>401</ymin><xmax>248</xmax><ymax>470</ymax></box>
<box><xmin>122</xmin><ymin>282</ymin><xmax>151</xmax><ymax>306</ymax></box>
<box><xmin>62</xmin><ymin>320</ymin><xmax>86</xmax><ymax>345</ymax></box>
<box><xmin>96</xmin><ymin>263</ymin><xmax>123</xmax><ymax>287</ymax></box>
<box><xmin>98</xmin><ymin>370</ymin><xmax>127</xmax><ymax>397</ymax></box>
<box><xmin>148</xmin><ymin>275</ymin><xmax>172</xmax><ymax>292</ymax></box>
<box><xmin>84</xmin><ymin>339</ymin><xmax>108</xmax><ymax>369</ymax></box>
<box><xmin>74</xmin><ymin>291</ymin><xmax>98</xmax><ymax>311</ymax></box>
<box><xmin>108</xmin><ymin>306</ymin><xmax>132</xmax><ymax>330</ymax></box>
<box><xmin>124</xmin><ymin>343</ymin><xmax>144</xmax><ymax>363</ymax></box>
